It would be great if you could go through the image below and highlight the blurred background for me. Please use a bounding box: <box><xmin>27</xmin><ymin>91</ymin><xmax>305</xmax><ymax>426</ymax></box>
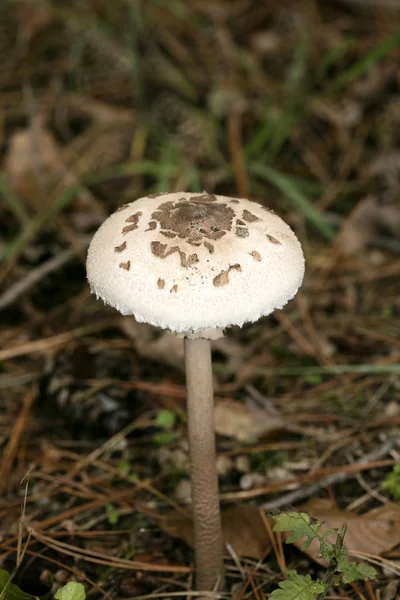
<box><xmin>1</xmin><ymin>1</ymin><xmax>400</xmax><ymax>598</ymax></box>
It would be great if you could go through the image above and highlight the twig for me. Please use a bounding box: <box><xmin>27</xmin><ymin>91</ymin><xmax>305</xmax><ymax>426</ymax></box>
<box><xmin>330</xmin><ymin>0</ymin><xmax>400</xmax><ymax>10</ymax></box>
<box><xmin>0</xmin><ymin>373</ymin><xmax>40</xmax><ymax>389</ymax></box>
<box><xmin>0</xmin><ymin>247</ymin><xmax>76</xmax><ymax>311</ymax></box>
<box><xmin>0</xmin><ymin>320</ymin><xmax>118</xmax><ymax>362</ymax></box>
<box><xmin>2</xmin><ymin>545</ymin><xmax>113</xmax><ymax>600</ymax></box>
<box><xmin>262</xmin><ymin>436</ymin><xmax>399</xmax><ymax>509</ymax></box>
<box><xmin>221</xmin><ymin>458</ymin><xmax>395</xmax><ymax>502</ymax></box>
<box><xmin>30</xmin><ymin>529</ymin><xmax>192</xmax><ymax>574</ymax></box>
<box><xmin>214</xmin><ymin>361</ymin><xmax>400</xmax><ymax>377</ymax></box>
<box><xmin>316</xmin><ymin>526</ymin><xmax>346</xmax><ymax>600</ymax></box>
<box><xmin>0</xmin><ymin>234</ymin><xmax>91</xmax><ymax>311</ymax></box>
<box><xmin>117</xmin><ymin>593</ymin><xmax>228</xmax><ymax>599</ymax></box>
<box><xmin>0</xmin><ymin>387</ymin><xmax>37</xmax><ymax>494</ymax></box>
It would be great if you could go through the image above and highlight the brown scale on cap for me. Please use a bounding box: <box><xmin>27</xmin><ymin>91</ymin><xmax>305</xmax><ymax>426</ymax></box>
<box><xmin>122</xmin><ymin>212</ymin><xmax>142</xmax><ymax>235</ymax></box>
<box><xmin>267</xmin><ymin>234</ymin><xmax>281</xmax><ymax>244</ymax></box>
<box><xmin>151</xmin><ymin>241</ymin><xmax>199</xmax><ymax>268</ymax></box>
<box><xmin>170</xmin><ymin>284</ymin><xmax>178</xmax><ymax>293</ymax></box>
<box><xmin>235</xmin><ymin>216</ymin><xmax>250</xmax><ymax>238</ymax></box>
<box><xmin>250</xmin><ymin>250</ymin><xmax>262</xmax><ymax>261</ymax></box>
<box><xmin>114</xmin><ymin>241</ymin><xmax>127</xmax><ymax>253</ymax></box>
<box><xmin>116</xmin><ymin>204</ymin><xmax>130</xmax><ymax>212</ymax></box>
<box><xmin>230</xmin><ymin>199</ymin><xmax>240</xmax><ymax>204</ymax></box>
<box><xmin>204</xmin><ymin>241</ymin><xmax>214</xmax><ymax>254</ymax></box>
<box><xmin>157</xmin><ymin>278</ymin><xmax>165</xmax><ymax>289</ymax></box>
<box><xmin>190</xmin><ymin>193</ymin><xmax>217</xmax><ymax>203</ymax></box>
<box><xmin>213</xmin><ymin>264</ymin><xmax>241</xmax><ymax>287</ymax></box>
<box><xmin>242</xmin><ymin>210</ymin><xmax>260</xmax><ymax>223</ymax></box>
<box><xmin>236</xmin><ymin>227</ymin><xmax>249</xmax><ymax>238</ymax></box>
<box><xmin>146</xmin><ymin>221</ymin><xmax>157</xmax><ymax>231</ymax></box>
<box><xmin>119</xmin><ymin>260</ymin><xmax>131</xmax><ymax>271</ymax></box>
<box><xmin>150</xmin><ymin>196</ymin><xmax>235</xmax><ymax>246</ymax></box>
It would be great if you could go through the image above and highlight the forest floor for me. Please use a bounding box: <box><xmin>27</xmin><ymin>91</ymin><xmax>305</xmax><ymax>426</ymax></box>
<box><xmin>1</xmin><ymin>1</ymin><xmax>400</xmax><ymax>599</ymax></box>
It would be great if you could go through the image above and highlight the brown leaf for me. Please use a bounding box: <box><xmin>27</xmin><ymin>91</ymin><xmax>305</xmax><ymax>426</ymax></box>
<box><xmin>120</xmin><ymin>320</ymin><xmax>245</xmax><ymax>372</ymax></box>
<box><xmin>120</xmin><ymin>318</ymin><xmax>184</xmax><ymax>370</ymax></box>
<box><xmin>159</xmin><ymin>505</ymin><xmax>272</xmax><ymax>559</ymax></box>
<box><xmin>381</xmin><ymin>580</ymin><xmax>399</xmax><ymax>600</ymax></box>
<box><xmin>3</xmin><ymin>116</ymin><xmax>79</xmax><ymax>211</ymax></box>
<box><xmin>367</xmin><ymin>151</ymin><xmax>400</xmax><ymax>185</ymax></box>
<box><xmin>63</xmin><ymin>121</ymin><xmax>135</xmax><ymax>173</ymax></box>
<box><xmin>214</xmin><ymin>399</ymin><xmax>283</xmax><ymax>442</ymax></box>
<box><xmin>337</xmin><ymin>195</ymin><xmax>400</xmax><ymax>256</ymax></box>
<box><xmin>294</xmin><ymin>498</ymin><xmax>400</xmax><ymax>567</ymax></box>
<box><xmin>14</xmin><ymin>0</ymin><xmax>53</xmax><ymax>44</ymax></box>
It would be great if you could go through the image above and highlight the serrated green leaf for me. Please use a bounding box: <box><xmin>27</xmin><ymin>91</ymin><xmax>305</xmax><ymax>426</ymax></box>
<box><xmin>338</xmin><ymin>558</ymin><xmax>376</xmax><ymax>584</ymax></box>
<box><xmin>155</xmin><ymin>409</ymin><xmax>176</xmax><ymax>430</ymax></box>
<box><xmin>272</xmin><ymin>511</ymin><xmax>311</xmax><ymax>532</ymax></box>
<box><xmin>272</xmin><ymin>512</ymin><xmax>376</xmax><ymax>589</ymax></box>
<box><xmin>248</xmin><ymin>164</ymin><xmax>335</xmax><ymax>240</ymax></box>
<box><xmin>54</xmin><ymin>582</ymin><xmax>86</xmax><ymax>600</ymax></box>
<box><xmin>0</xmin><ymin>570</ymin><xmax>53</xmax><ymax>600</ymax></box>
<box><xmin>272</xmin><ymin>512</ymin><xmax>331</xmax><ymax>550</ymax></box>
<box><xmin>270</xmin><ymin>572</ymin><xmax>326</xmax><ymax>600</ymax></box>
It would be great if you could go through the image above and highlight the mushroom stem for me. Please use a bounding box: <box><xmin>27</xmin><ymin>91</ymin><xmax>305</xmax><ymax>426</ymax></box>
<box><xmin>184</xmin><ymin>337</ymin><xmax>224</xmax><ymax>591</ymax></box>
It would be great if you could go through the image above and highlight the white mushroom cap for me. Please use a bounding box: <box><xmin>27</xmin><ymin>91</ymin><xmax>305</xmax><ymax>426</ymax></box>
<box><xmin>86</xmin><ymin>192</ymin><xmax>305</xmax><ymax>334</ymax></box>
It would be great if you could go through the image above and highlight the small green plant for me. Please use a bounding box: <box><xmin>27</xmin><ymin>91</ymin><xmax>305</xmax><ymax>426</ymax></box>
<box><xmin>155</xmin><ymin>408</ymin><xmax>176</xmax><ymax>429</ymax></box>
<box><xmin>270</xmin><ymin>512</ymin><xmax>376</xmax><ymax>599</ymax></box>
<box><xmin>116</xmin><ymin>460</ymin><xmax>131</xmax><ymax>476</ymax></box>
<box><xmin>252</xmin><ymin>449</ymin><xmax>288</xmax><ymax>473</ymax></box>
<box><xmin>381</xmin><ymin>463</ymin><xmax>400</xmax><ymax>501</ymax></box>
<box><xmin>0</xmin><ymin>572</ymin><xmax>84</xmax><ymax>600</ymax></box>
<box><xmin>152</xmin><ymin>430</ymin><xmax>176</xmax><ymax>445</ymax></box>
<box><xmin>54</xmin><ymin>582</ymin><xmax>85</xmax><ymax>600</ymax></box>
<box><xmin>152</xmin><ymin>409</ymin><xmax>177</xmax><ymax>445</ymax></box>
<box><xmin>105</xmin><ymin>503</ymin><xmax>120</xmax><ymax>526</ymax></box>
<box><xmin>270</xmin><ymin>572</ymin><xmax>326</xmax><ymax>600</ymax></box>
<box><xmin>0</xmin><ymin>512</ymin><xmax>376</xmax><ymax>600</ymax></box>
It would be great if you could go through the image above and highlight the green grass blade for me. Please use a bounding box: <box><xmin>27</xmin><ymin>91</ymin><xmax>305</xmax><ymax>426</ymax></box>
<box><xmin>155</xmin><ymin>144</ymin><xmax>179</xmax><ymax>192</ymax></box>
<box><xmin>0</xmin><ymin>175</ymin><xmax>30</xmax><ymax>226</ymax></box>
<box><xmin>0</xmin><ymin>184</ymin><xmax>81</xmax><ymax>266</ymax></box>
<box><xmin>248</xmin><ymin>163</ymin><xmax>335</xmax><ymax>239</ymax></box>
<box><xmin>315</xmin><ymin>37</ymin><xmax>356</xmax><ymax>83</ymax></box>
<box><xmin>324</xmin><ymin>31</ymin><xmax>400</xmax><ymax>96</ymax></box>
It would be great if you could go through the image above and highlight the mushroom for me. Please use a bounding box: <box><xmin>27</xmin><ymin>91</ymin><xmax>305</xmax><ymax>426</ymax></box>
<box><xmin>86</xmin><ymin>192</ymin><xmax>304</xmax><ymax>592</ymax></box>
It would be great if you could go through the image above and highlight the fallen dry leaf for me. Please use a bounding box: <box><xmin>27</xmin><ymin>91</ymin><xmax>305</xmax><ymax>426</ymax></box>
<box><xmin>381</xmin><ymin>579</ymin><xmax>399</xmax><ymax>600</ymax></box>
<box><xmin>367</xmin><ymin>151</ymin><xmax>400</xmax><ymax>185</ymax></box>
<box><xmin>336</xmin><ymin>195</ymin><xmax>400</xmax><ymax>256</ymax></box>
<box><xmin>214</xmin><ymin>399</ymin><xmax>283</xmax><ymax>442</ymax></box>
<box><xmin>120</xmin><ymin>320</ymin><xmax>249</xmax><ymax>373</ymax></box>
<box><xmin>120</xmin><ymin>318</ymin><xmax>184</xmax><ymax>370</ymax></box>
<box><xmin>159</xmin><ymin>505</ymin><xmax>273</xmax><ymax>560</ymax></box>
<box><xmin>14</xmin><ymin>0</ymin><xmax>53</xmax><ymax>44</ymax></box>
<box><xmin>293</xmin><ymin>498</ymin><xmax>400</xmax><ymax>567</ymax></box>
<box><xmin>4</xmin><ymin>116</ymin><xmax>81</xmax><ymax>211</ymax></box>
<box><xmin>63</xmin><ymin>121</ymin><xmax>135</xmax><ymax>173</ymax></box>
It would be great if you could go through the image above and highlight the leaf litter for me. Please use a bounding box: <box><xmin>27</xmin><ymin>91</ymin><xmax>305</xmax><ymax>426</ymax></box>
<box><xmin>159</xmin><ymin>505</ymin><xmax>273</xmax><ymax>560</ymax></box>
<box><xmin>286</xmin><ymin>498</ymin><xmax>400</xmax><ymax>567</ymax></box>
<box><xmin>0</xmin><ymin>1</ymin><xmax>400</xmax><ymax>599</ymax></box>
